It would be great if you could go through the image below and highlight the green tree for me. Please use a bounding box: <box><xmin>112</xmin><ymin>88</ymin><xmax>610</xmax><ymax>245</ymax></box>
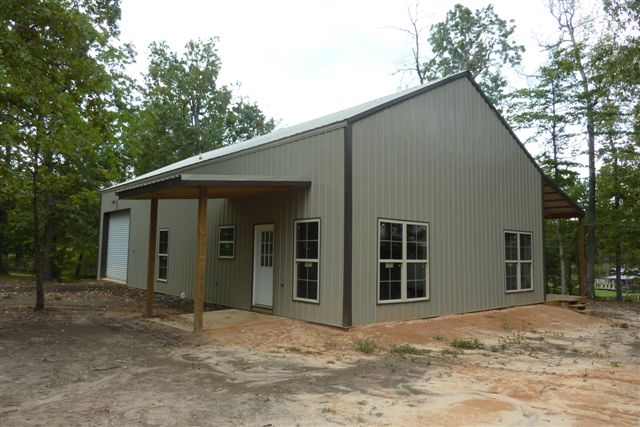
<box><xmin>400</xmin><ymin>3</ymin><xmax>524</xmax><ymax>104</ymax></box>
<box><xmin>1</xmin><ymin>0</ymin><xmax>134</xmax><ymax>309</ymax></box>
<box><xmin>508</xmin><ymin>57</ymin><xmax>580</xmax><ymax>294</ymax></box>
<box><xmin>132</xmin><ymin>39</ymin><xmax>275</xmax><ymax>175</ymax></box>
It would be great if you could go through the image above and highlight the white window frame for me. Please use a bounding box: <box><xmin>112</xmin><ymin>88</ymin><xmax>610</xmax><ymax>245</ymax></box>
<box><xmin>157</xmin><ymin>228</ymin><xmax>169</xmax><ymax>282</ymax></box>
<box><xmin>293</xmin><ymin>219</ymin><xmax>320</xmax><ymax>303</ymax></box>
<box><xmin>218</xmin><ymin>225</ymin><xmax>235</xmax><ymax>259</ymax></box>
<box><xmin>377</xmin><ymin>219</ymin><xmax>429</xmax><ymax>304</ymax></box>
<box><xmin>504</xmin><ymin>230</ymin><xmax>533</xmax><ymax>293</ymax></box>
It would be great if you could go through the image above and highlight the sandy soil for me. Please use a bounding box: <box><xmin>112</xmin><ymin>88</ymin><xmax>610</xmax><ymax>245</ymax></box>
<box><xmin>1</xmin><ymin>279</ymin><xmax>638</xmax><ymax>426</ymax></box>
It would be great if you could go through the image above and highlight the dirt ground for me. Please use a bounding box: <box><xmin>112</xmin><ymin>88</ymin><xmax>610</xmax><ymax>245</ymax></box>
<box><xmin>1</xmin><ymin>279</ymin><xmax>638</xmax><ymax>426</ymax></box>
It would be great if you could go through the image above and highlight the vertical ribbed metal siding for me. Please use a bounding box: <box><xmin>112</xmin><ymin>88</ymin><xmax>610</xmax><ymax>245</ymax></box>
<box><xmin>99</xmin><ymin>128</ymin><xmax>344</xmax><ymax>327</ymax></box>
<box><xmin>351</xmin><ymin>78</ymin><xmax>544</xmax><ymax>325</ymax></box>
<box><xmin>193</xmin><ymin>128</ymin><xmax>345</xmax><ymax>326</ymax></box>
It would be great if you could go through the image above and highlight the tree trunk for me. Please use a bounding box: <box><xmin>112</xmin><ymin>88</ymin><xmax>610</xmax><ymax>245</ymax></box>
<box><xmin>42</xmin><ymin>189</ymin><xmax>54</xmax><ymax>280</ymax></box>
<box><xmin>32</xmin><ymin>167</ymin><xmax>44</xmax><ymax>311</ymax></box>
<box><xmin>0</xmin><ymin>201</ymin><xmax>7</xmax><ymax>275</ymax></box>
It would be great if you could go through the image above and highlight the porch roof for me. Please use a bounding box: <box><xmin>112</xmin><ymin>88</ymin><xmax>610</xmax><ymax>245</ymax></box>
<box><xmin>116</xmin><ymin>174</ymin><xmax>311</xmax><ymax>200</ymax></box>
<box><xmin>543</xmin><ymin>177</ymin><xmax>584</xmax><ymax>219</ymax></box>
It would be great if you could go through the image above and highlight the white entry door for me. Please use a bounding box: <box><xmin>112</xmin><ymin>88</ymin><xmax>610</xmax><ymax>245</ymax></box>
<box><xmin>252</xmin><ymin>224</ymin><xmax>274</xmax><ymax>308</ymax></box>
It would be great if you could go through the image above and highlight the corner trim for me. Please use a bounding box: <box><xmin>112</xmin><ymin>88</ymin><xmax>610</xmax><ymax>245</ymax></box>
<box><xmin>342</xmin><ymin>124</ymin><xmax>353</xmax><ymax>328</ymax></box>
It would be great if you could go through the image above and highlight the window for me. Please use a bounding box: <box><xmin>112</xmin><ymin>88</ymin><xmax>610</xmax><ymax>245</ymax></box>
<box><xmin>157</xmin><ymin>229</ymin><xmax>169</xmax><ymax>281</ymax></box>
<box><xmin>218</xmin><ymin>225</ymin><xmax>235</xmax><ymax>259</ymax></box>
<box><xmin>504</xmin><ymin>231</ymin><xmax>533</xmax><ymax>292</ymax></box>
<box><xmin>294</xmin><ymin>219</ymin><xmax>319</xmax><ymax>302</ymax></box>
<box><xmin>260</xmin><ymin>229</ymin><xmax>273</xmax><ymax>267</ymax></box>
<box><xmin>378</xmin><ymin>219</ymin><xmax>429</xmax><ymax>303</ymax></box>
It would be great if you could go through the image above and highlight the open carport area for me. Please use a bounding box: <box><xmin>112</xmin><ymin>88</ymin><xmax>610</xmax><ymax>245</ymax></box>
<box><xmin>1</xmin><ymin>278</ymin><xmax>639</xmax><ymax>426</ymax></box>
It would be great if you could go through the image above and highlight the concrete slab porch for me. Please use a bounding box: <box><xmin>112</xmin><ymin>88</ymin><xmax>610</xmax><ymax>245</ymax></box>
<box><xmin>149</xmin><ymin>308</ymin><xmax>285</xmax><ymax>332</ymax></box>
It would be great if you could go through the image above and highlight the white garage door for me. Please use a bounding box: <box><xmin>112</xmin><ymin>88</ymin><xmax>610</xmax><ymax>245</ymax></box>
<box><xmin>106</xmin><ymin>211</ymin><xmax>130</xmax><ymax>282</ymax></box>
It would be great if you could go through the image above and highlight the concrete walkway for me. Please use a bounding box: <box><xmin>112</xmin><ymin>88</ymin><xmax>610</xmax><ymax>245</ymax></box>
<box><xmin>150</xmin><ymin>308</ymin><xmax>283</xmax><ymax>332</ymax></box>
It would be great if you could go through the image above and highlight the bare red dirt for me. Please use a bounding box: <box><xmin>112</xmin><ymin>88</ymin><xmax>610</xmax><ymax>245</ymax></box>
<box><xmin>1</xmin><ymin>278</ymin><xmax>639</xmax><ymax>426</ymax></box>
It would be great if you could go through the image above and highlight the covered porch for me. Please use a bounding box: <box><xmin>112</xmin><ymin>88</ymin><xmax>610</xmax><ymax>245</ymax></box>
<box><xmin>542</xmin><ymin>177</ymin><xmax>586</xmax><ymax>296</ymax></box>
<box><xmin>116</xmin><ymin>173</ymin><xmax>311</xmax><ymax>332</ymax></box>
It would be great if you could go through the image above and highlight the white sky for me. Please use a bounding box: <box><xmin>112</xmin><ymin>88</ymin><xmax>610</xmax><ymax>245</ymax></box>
<box><xmin>119</xmin><ymin>0</ymin><xmax>564</xmax><ymax>129</ymax></box>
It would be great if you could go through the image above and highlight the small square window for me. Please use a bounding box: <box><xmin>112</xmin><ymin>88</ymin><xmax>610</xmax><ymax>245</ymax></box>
<box><xmin>218</xmin><ymin>226</ymin><xmax>235</xmax><ymax>259</ymax></box>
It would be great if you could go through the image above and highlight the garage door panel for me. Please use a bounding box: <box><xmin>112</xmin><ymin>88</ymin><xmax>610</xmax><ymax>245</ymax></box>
<box><xmin>106</xmin><ymin>211</ymin><xmax>130</xmax><ymax>282</ymax></box>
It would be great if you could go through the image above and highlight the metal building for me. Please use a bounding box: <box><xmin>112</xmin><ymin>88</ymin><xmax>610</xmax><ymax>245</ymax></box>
<box><xmin>98</xmin><ymin>72</ymin><xmax>584</xmax><ymax>331</ymax></box>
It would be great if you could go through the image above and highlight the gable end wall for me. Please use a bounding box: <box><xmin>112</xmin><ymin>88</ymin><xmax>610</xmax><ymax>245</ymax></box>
<box><xmin>350</xmin><ymin>77</ymin><xmax>544</xmax><ymax>325</ymax></box>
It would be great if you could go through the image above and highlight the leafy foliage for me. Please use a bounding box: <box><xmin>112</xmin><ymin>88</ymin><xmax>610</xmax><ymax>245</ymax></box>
<box><xmin>131</xmin><ymin>39</ymin><xmax>275</xmax><ymax>175</ymax></box>
<box><xmin>408</xmin><ymin>4</ymin><xmax>524</xmax><ymax>104</ymax></box>
<box><xmin>1</xmin><ymin>0</ymin><xmax>136</xmax><ymax>307</ymax></box>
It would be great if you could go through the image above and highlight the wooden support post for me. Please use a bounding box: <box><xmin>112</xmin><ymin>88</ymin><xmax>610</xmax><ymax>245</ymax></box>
<box><xmin>578</xmin><ymin>217</ymin><xmax>586</xmax><ymax>297</ymax></box>
<box><xmin>145</xmin><ymin>198</ymin><xmax>158</xmax><ymax>318</ymax></box>
<box><xmin>194</xmin><ymin>187</ymin><xmax>207</xmax><ymax>333</ymax></box>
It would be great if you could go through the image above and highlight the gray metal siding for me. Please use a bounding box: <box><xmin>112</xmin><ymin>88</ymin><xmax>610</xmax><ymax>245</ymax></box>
<box><xmin>350</xmin><ymin>78</ymin><xmax>544</xmax><ymax>325</ymax></box>
<box><xmin>99</xmin><ymin>128</ymin><xmax>344</xmax><ymax>327</ymax></box>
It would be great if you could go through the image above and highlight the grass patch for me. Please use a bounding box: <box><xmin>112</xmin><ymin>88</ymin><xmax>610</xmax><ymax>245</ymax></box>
<box><xmin>610</xmin><ymin>360</ymin><xmax>620</xmax><ymax>368</ymax></box>
<box><xmin>450</xmin><ymin>338</ymin><xmax>483</xmax><ymax>350</ymax></box>
<box><xmin>440</xmin><ymin>348</ymin><xmax>461</xmax><ymax>358</ymax></box>
<box><xmin>355</xmin><ymin>338</ymin><xmax>376</xmax><ymax>354</ymax></box>
<box><xmin>389</xmin><ymin>344</ymin><xmax>430</xmax><ymax>356</ymax></box>
<box><xmin>500</xmin><ymin>316</ymin><xmax>511</xmax><ymax>331</ymax></box>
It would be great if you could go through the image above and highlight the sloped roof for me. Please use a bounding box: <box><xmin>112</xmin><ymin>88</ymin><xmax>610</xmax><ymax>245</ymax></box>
<box><xmin>106</xmin><ymin>72</ymin><xmax>469</xmax><ymax>191</ymax></box>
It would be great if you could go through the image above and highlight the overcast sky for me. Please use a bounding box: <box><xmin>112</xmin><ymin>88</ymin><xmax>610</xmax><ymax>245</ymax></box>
<box><xmin>118</xmin><ymin>0</ymin><xmax>576</xmax><ymax>133</ymax></box>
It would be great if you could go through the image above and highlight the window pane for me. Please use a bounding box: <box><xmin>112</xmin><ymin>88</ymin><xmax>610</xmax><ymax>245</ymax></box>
<box><xmin>520</xmin><ymin>234</ymin><xmax>532</xmax><ymax>261</ymax></box>
<box><xmin>296</xmin><ymin>222</ymin><xmax>307</xmax><ymax>241</ymax></box>
<box><xmin>407</xmin><ymin>280</ymin><xmax>426</xmax><ymax>299</ymax></box>
<box><xmin>407</xmin><ymin>263</ymin><xmax>416</xmax><ymax>280</ymax></box>
<box><xmin>391</xmin><ymin>242</ymin><xmax>402</xmax><ymax>259</ymax></box>
<box><xmin>296</xmin><ymin>279</ymin><xmax>307</xmax><ymax>299</ymax></box>
<box><xmin>379</xmin><ymin>281</ymin><xmax>390</xmax><ymax>300</ymax></box>
<box><xmin>407</xmin><ymin>224</ymin><xmax>417</xmax><ymax>242</ymax></box>
<box><xmin>307</xmin><ymin>281</ymin><xmax>318</xmax><ymax>300</ymax></box>
<box><xmin>380</xmin><ymin>241</ymin><xmax>391</xmax><ymax>259</ymax></box>
<box><xmin>307</xmin><ymin>241</ymin><xmax>318</xmax><ymax>259</ymax></box>
<box><xmin>521</xmin><ymin>262</ymin><xmax>532</xmax><ymax>289</ymax></box>
<box><xmin>505</xmin><ymin>232</ymin><xmax>518</xmax><ymax>260</ymax></box>
<box><xmin>417</xmin><ymin>244</ymin><xmax>428</xmax><ymax>260</ymax></box>
<box><xmin>379</xmin><ymin>263</ymin><xmax>401</xmax><ymax>301</ymax></box>
<box><xmin>296</xmin><ymin>242</ymin><xmax>306</xmax><ymax>259</ymax></box>
<box><xmin>219</xmin><ymin>227</ymin><xmax>234</xmax><ymax>241</ymax></box>
<box><xmin>380</xmin><ymin>222</ymin><xmax>390</xmax><ymax>240</ymax></box>
<box><xmin>506</xmin><ymin>262</ymin><xmax>518</xmax><ymax>290</ymax></box>
<box><xmin>219</xmin><ymin>243</ymin><xmax>234</xmax><ymax>257</ymax></box>
<box><xmin>159</xmin><ymin>231</ymin><xmax>168</xmax><ymax>254</ymax></box>
<box><xmin>391</xmin><ymin>223</ymin><xmax>402</xmax><ymax>241</ymax></box>
<box><xmin>297</xmin><ymin>262</ymin><xmax>307</xmax><ymax>280</ymax></box>
<box><xmin>158</xmin><ymin>255</ymin><xmax>167</xmax><ymax>280</ymax></box>
<box><xmin>307</xmin><ymin>222</ymin><xmax>318</xmax><ymax>240</ymax></box>
<box><xmin>407</xmin><ymin>242</ymin><xmax>417</xmax><ymax>260</ymax></box>
<box><xmin>307</xmin><ymin>262</ymin><xmax>318</xmax><ymax>281</ymax></box>
<box><xmin>416</xmin><ymin>225</ymin><xmax>427</xmax><ymax>243</ymax></box>
<box><xmin>390</xmin><ymin>282</ymin><xmax>401</xmax><ymax>299</ymax></box>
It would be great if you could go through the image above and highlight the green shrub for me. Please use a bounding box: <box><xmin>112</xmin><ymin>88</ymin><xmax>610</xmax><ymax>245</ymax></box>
<box><xmin>355</xmin><ymin>338</ymin><xmax>376</xmax><ymax>354</ymax></box>
<box><xmin>450</xmin><ymin>338</ymin><xmax>483</xmax><ymax>350</ymax></box>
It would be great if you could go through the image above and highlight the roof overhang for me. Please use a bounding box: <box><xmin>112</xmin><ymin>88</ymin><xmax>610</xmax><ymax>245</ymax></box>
<box><xmin>116</xmin><ymin>174</ymin><xmax>311</xmax><ymax>200</ymax></box>
<box><xmin>543</xmin><ymin>177</ymin><xmax>584</xmax><ymax>219</ymax></box>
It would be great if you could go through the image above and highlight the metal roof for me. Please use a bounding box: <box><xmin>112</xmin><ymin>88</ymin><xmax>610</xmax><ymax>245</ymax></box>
<box><xmin>106</xmin><ymin>72</ymin><xmax>469</xmax><ymax>191</ymax></box>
